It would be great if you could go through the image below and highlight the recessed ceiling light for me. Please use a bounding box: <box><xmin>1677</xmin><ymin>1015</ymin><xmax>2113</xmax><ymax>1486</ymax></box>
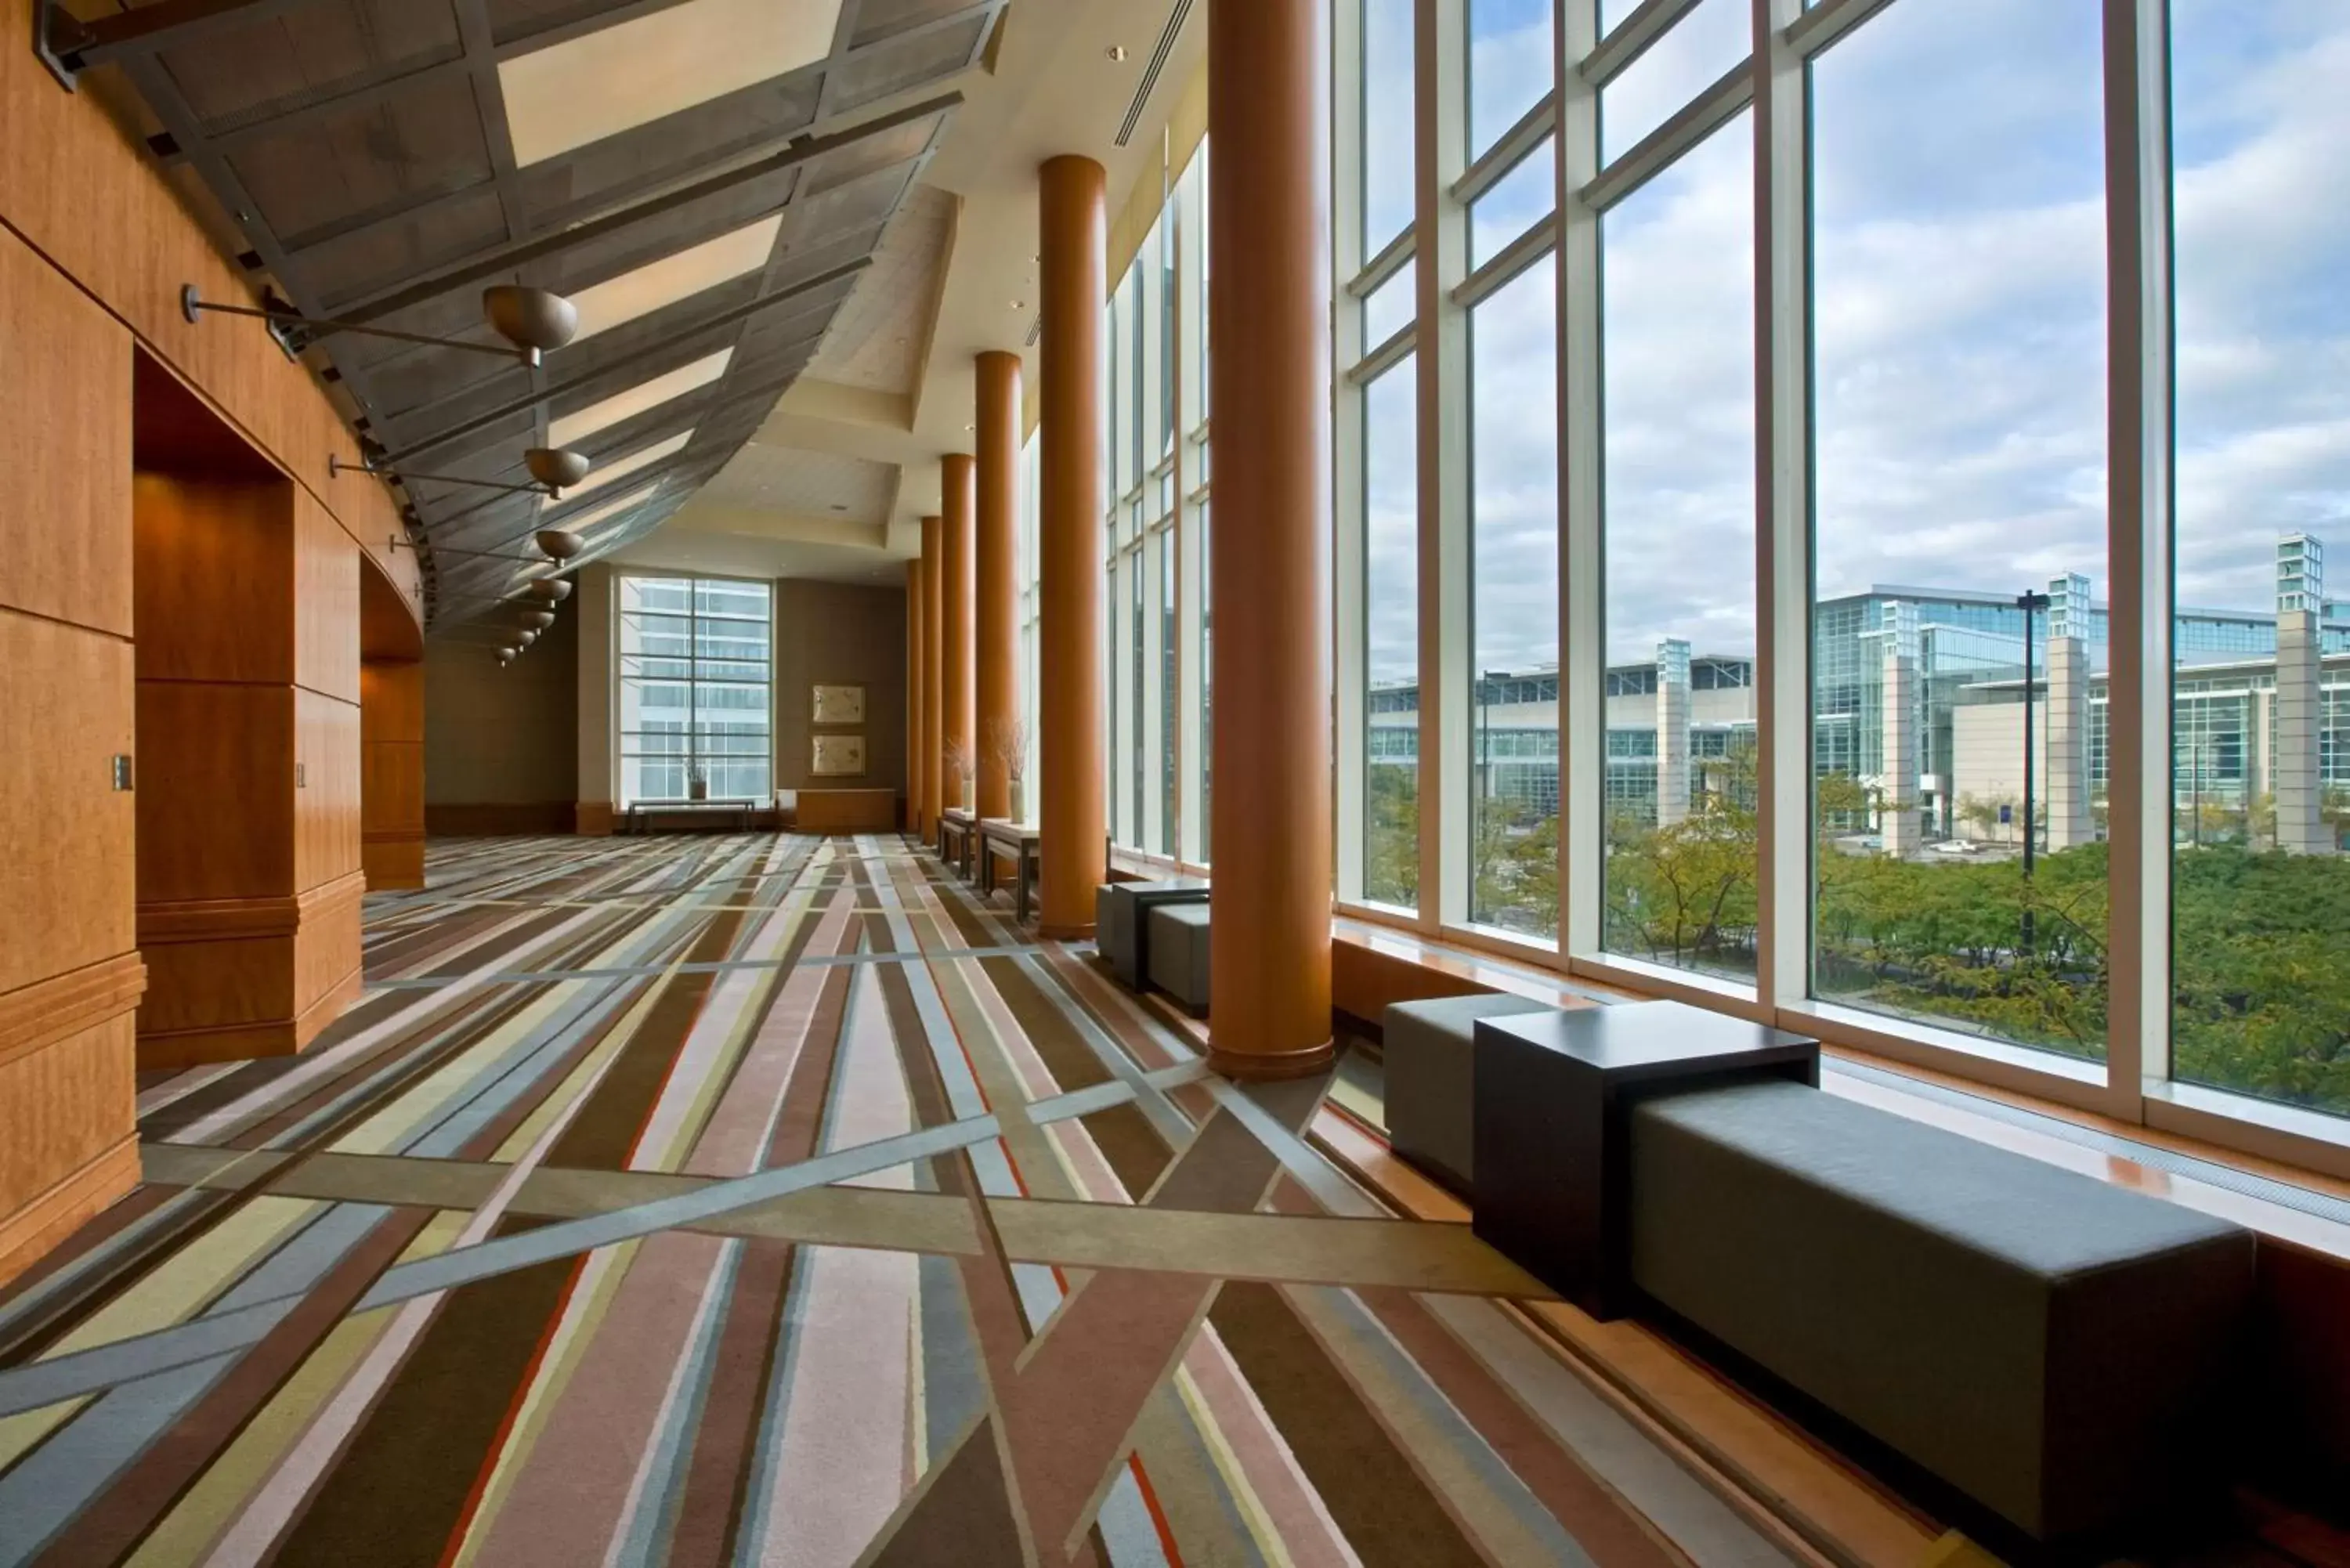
<box><xmin>1105</xmin><ymin>45</ymin><xmax>1128</xmax><ymax>61</ymax></box>
<box><xmin>500</xmin><ymin>0</ymin><xmax>843</xmax><ymax>166</ymax></box>
<box><xmin>548</xmin><ymin>349</ymin><xmax>732</xmax><ymax>446</ymax></box>
<box><xmin>567</xmin><ymin>218</ymin><xmax>782</xmax><ymax>344</ymax></box>
<box><xmin>1010</xmin><ymin>299</ymin><xmax>1025</xmax><ymax>310</ymax></box>
<box><xmin>558</xmin><ymin>429</ymin><xmax>694</xmax><ymax>502</ymax></box>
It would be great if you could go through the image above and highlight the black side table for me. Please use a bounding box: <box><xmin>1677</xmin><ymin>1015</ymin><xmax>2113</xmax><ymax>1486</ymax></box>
<box><xmin>1472</xmin><ymin>1000</ymin><xmax>1817</xmax><ymax>1320</ymax></box>
<box><xmin>1099</xmin><ymin>878</ymin><xmax>1210</xmax><ymax>988</ymax></box>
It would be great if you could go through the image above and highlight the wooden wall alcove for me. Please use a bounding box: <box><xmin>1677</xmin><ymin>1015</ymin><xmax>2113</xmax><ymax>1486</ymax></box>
<box><xmin>0</xmin><ymin>5</ymin><xmax>425</xmax><ymax>1284</ymax></box>
<box><xmin>362</xmin><ymin>560</ymin><xmax>426</xmax><ymax>891</ymax></box>
<box><xmin>132</xmin><ymin>356</ymin><xmax>365</xmax><ymax>1068</ymax></box>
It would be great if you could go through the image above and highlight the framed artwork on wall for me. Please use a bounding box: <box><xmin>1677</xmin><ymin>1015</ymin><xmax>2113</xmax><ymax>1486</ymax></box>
<box><xmin>812</xmin><ymin>732</ymin><xmax>867</xmax><ymax>776</ymax></box>
<box><xmin>812</xmin><ymin>683</ymin><xmax>866</xmax><ymax>725</ymax></box>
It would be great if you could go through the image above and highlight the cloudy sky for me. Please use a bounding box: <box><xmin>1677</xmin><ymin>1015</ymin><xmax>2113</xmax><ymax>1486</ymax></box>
<box><xmin>1361</xmin><ymin>0</ymin><xmax>2350</xmax><ymax>685</ymax></box>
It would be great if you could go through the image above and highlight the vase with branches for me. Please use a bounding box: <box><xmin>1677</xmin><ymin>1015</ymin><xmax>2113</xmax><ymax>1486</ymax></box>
<box><xmin>988</xmin><ymin>715</ymin><xmax>1031</xmax><ymax>822</ymax></box>
<box><xmin>944</xmin><ymin>735</ymin><xmax>974</xmax><ymax>814</ymax></box>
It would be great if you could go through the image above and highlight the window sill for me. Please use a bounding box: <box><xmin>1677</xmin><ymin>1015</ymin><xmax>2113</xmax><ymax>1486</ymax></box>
<box><xmin>1776</xmin><ymin>999</ymin><xmax>2115</xmax><ymax>1118</ymax></box>
<box><xmin>2143</xmin><ymin>1080</ymin><xmax>2350</xmax><ymax>1184</ymax></box>
<box><xmin>1570</xmin><ymin>951</ymin><xmax>1764</xmax><ymax>1020</ymax></box>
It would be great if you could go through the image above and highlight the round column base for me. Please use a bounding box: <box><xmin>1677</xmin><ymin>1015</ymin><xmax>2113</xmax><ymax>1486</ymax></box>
<box><xmin>1036</xmin><ymin>921</ymin><xmax>1096</xmax><ymax>942</ymax></box>
<box><xmin>1207</xmin><ymin>1040</ymin><xmax>1336</xmax><ymax>1082</ymax></box>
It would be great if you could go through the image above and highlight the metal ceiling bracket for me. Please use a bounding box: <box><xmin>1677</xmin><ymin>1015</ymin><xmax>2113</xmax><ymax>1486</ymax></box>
<box><xmin>33</xmin><ymin>1</ymin><xmax>84</xmax><ymax>88</ymax></box>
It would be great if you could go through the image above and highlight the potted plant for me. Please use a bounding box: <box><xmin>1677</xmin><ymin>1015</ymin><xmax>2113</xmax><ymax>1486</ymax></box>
<box><xmin>989</xmin><ymin>715</ymin><xmax>1031</xmax><ymax>823</ymax></box>
<box><xmin>686</xmin><ymin>763</ymin><xmax>709</xmax><ymax>802</ymax></box>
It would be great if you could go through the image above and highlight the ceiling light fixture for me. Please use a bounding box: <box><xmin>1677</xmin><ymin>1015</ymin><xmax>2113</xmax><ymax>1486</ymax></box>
<box><xmin>537</xmin><ymin>529</ymin><xmax>588</xmax><ymax>561</ymax></box>
<box><xmin>334</xmin><ymin>445</ymin><xmax>591</xmax><ymax>498</ymax></box>
<box><xmin>527</xmin><ymin>579</ymin><xmax>573</xmax><ymax>602</ymax></box>
<box><xmin>1105</xmin><ymin>44</ymin><xmax>1128</xmax><ymax>60</ymax></box>
<box><xmin>520</xmin><ymin>609</ymin><xmax>557</xmax><ymax>630</ymax></box>
<box><xmin>183</xmin><ymin>283</ymin><xmax>577</xmax><ymax>367</ymax></box>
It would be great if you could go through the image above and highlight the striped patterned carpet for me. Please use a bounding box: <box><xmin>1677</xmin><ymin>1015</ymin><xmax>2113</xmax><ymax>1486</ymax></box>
<box><xmin>0</xmin><ymin>834</ymin><xmax>1817</xmax><ymax>1566</ymax></box>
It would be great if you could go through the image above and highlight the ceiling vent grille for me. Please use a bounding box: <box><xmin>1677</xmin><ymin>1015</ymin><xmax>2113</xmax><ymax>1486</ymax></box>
<box><xmin>1115</xmin><ymin>0</ymin><xmax>1192</xmax><ymax>148</ymax></box>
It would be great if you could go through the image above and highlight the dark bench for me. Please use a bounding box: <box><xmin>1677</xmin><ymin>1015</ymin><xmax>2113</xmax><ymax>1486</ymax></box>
<box><xmin>1145</xmin><ymin>901</ymin><xmax>1210</xmax><ymax>1013</ymax></box>
<box><xmin>1626</xmin><ymin>1079</ymin><xmax>2253</xmax><ymax>1544</ymax></box>
<box><xmin>1383</xmin><ymin>994</ymin><xmax>1560</xmax><ymax>1194</ymax></box>
<box><xmin>1094</xmin><ymin>878</ymin><xmax>1209</xmax><ymax>988</ymax></box>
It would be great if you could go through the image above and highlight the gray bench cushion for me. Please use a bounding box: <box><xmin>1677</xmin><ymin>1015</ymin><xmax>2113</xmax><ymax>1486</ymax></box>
<box><xmin>1383</xmin><ymin>994</ymin><xmax>1556</xmax><ymax>1194</ymax></box>
<box><xmin>1095</xmin><ymin>885</ymin><xmax>1126</xmax><ymax>973</ymax></box>
<box><xmin>1629</xmin><ymin>1079</ymin><xmax>2254</xmax><ymax>1541</ymax></box>
<box><xmin>1146</xmin><ymin>902</ymin><xmax>1211</xmax><ymax>1011</ymax></box>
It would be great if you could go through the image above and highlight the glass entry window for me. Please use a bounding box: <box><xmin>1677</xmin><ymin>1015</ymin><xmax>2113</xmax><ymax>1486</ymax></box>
<box><xmin>619</xmin><ymin>576</ymin><xmax>774</xmax><ymax>805</ymax></box>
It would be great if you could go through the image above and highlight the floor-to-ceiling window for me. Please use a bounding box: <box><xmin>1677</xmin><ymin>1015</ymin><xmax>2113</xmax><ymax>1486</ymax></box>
<box><xmin>2168</xmin><ymin>1</ymin><xmax>2350</xmax><ymax>1116</ymax></box>
<box><xmin>1809</xmin><ymin>0</ymin><xmax>2110</xmax><ymax>1062</ymax></box>
<box><xmin>1467</xmin><ymin>253</ymin><xmax>1560</xmax><ymax>938</ymax></box>
<box><xmin>1101</xmin><ymin>143</ymin><xmax>1212</xmax><ymax>870</ymax></box>
<box><xmin>1598</xmin><ymin>112</ymin><xmax>1755</xmax><ymax>980</ymax></box>
<box><xmin>1324</xmin><ymin>0</ymin><xmax>2348</xmax><ymax>1152</ymax></box>
<box><xmin>616</xmin><ymin>575</ymin><xmax>773</xmax><ymax>806</ymax></box>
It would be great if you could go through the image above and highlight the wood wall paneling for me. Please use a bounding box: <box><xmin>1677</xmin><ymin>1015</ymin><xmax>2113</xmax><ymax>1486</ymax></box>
<box><xmin>131</xmin><ymin>471</ymin><xmax>296</xmax><ymax>684</ymax></box>
<box><xmin>0</xmin><ymin>226</ymin><xmax>132</xmax><ymax>634</ymax></box>
<box><xmin>295</xmin><ymin>685</ymin><xmax>363</xmax><ymax>894</ymax></box>
<box><xmin>362</xmin><ymin>659</ymin><xmax>426</xmax><ymax>889</ymax></box>
<box><xmin>0</xmin><ymin>613</ymin><xmax>137</xmax><ymax>997</ymax></box>
<box><xmin>133</xmin><ymin>681</ymin><xmax>296</xmax><ymax>904</ymax></box>
<box><xmin>0</xmin><ymin>1019</ymin><xmax>138</xmax><ymax>1288</ymax></box>
<box><xmin>295</xmin><ymin>490</ymin><xmax>362</xmax><ymax>706</ymax></box>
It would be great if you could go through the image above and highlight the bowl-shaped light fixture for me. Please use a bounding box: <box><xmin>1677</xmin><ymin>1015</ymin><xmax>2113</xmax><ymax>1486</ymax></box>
<box><xmin>521</xmin><ymin>609</ymin><xmax>557</xmax><ymax>630</ymax></box>
<box><xmin>535</xmin><ymin>528</ymin><xmax>585</xmax><ymax>561</ymax></box>
<box><xmin>483</xmin><ymin>287</ymin><xmax>579</xmax><ymax>354</ymax></box>
<box><xmin>495</xmin><ymin>648</ymin><xmax>517</xmax><ymax>665</ymax></box>
<box><xmin>516</xmin><ymin>629</ymin><xmax>538</xmax><ymax>648</ymax></box>
<box><xmin>526</xmin><ymin>578</ymin><xmax>573</xmax><ymax>602</ymax></box>
<box><xmin>524</xmin><ymin>446</ymin><xmax>591</xmax><ymax>490</ymax></box>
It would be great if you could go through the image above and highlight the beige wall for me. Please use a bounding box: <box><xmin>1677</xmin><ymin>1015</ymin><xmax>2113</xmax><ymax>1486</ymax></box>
<box><xmin>425</xmin><ymin>609</ymin><xmax>579</xmax><ymax>824</ymax></box>
<box><xmin>776</xmin><ymin>580</ymin><xmax>909</xmax><ymax>795</ymax></box>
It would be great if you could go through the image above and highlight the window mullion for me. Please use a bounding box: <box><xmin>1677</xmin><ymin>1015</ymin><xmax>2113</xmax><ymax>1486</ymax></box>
<box><xmin>2102</xmin><ymin>0</ymin><xmax>2172</xmax><ymax>1110</ymax></box>
<box><xmin>1753</xmin><ymin>0</ymin><xmax>1811</xmax><ymax>1016</ymax></box>
<box><xmin>1559</xmin><ymin>0</ymin><xmax>1602</xmax><ymax>959</ymax></box>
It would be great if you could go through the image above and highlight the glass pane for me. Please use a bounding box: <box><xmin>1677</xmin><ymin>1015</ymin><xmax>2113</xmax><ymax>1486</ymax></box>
<box><xmin>1363</xmin><ymin>0</ymin><xmax>1415</xmax><ymax>257</ymax></box>
<box><xmin>1600</xmin><ymin>116</ymin><xmax>1755</xmax><ymax>979</ymax></box>
<box><xmin>2169</xmin><ymin>2</ymin><xmax>2350</xmax><ymax>1118</ymax></box>
<box><xmin>1362</xmin><ymin>266</ymin><xmax>1414</xmax><ymax>350</ymax></box>
<box><xmin>1469</xmin><ymin>0</ymin><xmax>1552</xmax><ymax>161</ymax></box>
<box><xmin>1810</xmin><ymin>0</ymin><xmax>2109</xmax><ymax>1060</ymax></box>
<box><xmin>1469</xmin><ymin>144</ymin><xmax>1555</xmax><ymax>270</ymax></box>
<box><xmin>1365</xmin><ymin>357</ymin><xmax>1419</xmax><ymax>909</ymax></box>
<box><xmin>1468</xmin><ymin>254</ymin><xmax>1560</xmax><ymax>938</ymax></box>
<box><xmin>1600</xmin><ymin>0</ymin><xmax>1748</xmax><ymax>165</ymax></box>
<box><xmin>1198</xmin><ymin>503</ymin><xmax>1213</xmax><ymax>863</ymax></box>
<box><xmin>1160</xmin><ymin>529</ymin><xmax>1177</xmax><ymax>856</ymax></box>
<box><xmin>1131</xmin><ymin>546</ymin><xmax>1145</xmax><ymax>845</ymax></box>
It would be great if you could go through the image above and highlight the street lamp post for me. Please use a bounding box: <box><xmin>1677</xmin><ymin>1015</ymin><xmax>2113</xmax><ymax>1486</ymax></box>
<box><xmin>2016</xmin><ymin>590</ymin><xmax>2051</xmax><ymax>956</ymax></box>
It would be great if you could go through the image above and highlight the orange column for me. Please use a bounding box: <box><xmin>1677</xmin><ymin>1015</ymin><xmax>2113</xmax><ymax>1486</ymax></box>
<box><xmin>942</xmin><ymin>454</ymin><xmax>977</xmax><ymax>818</ymax></box>
<box><xmin>975</xmin><ymin>352</ymin><xmax>1023</xmax><ymax>822</ymax></box>
<box><xmin>1207</xmin><ymin>0</ymin><xmax>1335</xmax><ymax>1079</ymax></box>
<box><xmin>920</xmin><ymin>515</ymin><xmax>944</xmax><ymax>837</ymax></box>
<box><xmin>1037</xmin><ymin>156</ymin><xmax>1108</xmax><ymax>938</ymax></box>
<box><xmin>906</xmin><ymin>555</ymin><xmax>925</xmax><ymax>836</ymax></box>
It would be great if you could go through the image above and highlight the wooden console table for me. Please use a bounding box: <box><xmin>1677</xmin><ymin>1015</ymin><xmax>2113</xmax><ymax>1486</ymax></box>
<box><xmin>978</xmin><ymin>819</ymin><xmax>1041</xmax><ymax>922</ymax></box>
<box><xmin>938</xmin><ymin>807</ymin><xmax>977</xmax><ymax>879</ymax></box>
